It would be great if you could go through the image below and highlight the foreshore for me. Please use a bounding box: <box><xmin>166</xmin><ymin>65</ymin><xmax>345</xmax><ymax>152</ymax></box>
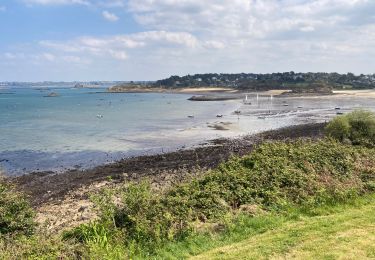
<box><xmin>15</xmin><ymin>123</ymin><xmax>325</xmax><ymax>207</ymax></box>
<box><xmin>10</xmin><ymin>123</ymin><xmax>325</xmax><ymax>231</ymax></box>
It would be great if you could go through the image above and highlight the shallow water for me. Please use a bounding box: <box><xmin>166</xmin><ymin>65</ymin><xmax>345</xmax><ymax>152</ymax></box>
<box><xmin>1</xmin><ymin>87</ymin><xmax>375</xmax><ymax>175</ymax></box>
<box><xmin>0</xmin><ymin>86</ymin><xmax>240</xmax><ymax>175</ymax></box>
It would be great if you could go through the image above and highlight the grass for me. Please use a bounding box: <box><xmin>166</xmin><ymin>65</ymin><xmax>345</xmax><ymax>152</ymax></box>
<box><xmin>176</xmin><ymin>194</ymin><xmax>375</xmax><ymax>260</ymax></box>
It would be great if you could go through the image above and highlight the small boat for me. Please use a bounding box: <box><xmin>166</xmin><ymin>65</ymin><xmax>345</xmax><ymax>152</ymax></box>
<box><xmin>243</xmin><ymin>94</ymin><xmax>251</xmax><ymax>105</ymax></box>
<box><xmin>283</xmin><ymin>104</ymin><xmax>289</xmax><ymax>107</ymax></box>
<box><xmin>297</xmin><ymin>106</ymin><xmax>303</xmax><ymax>109</ymax></box>
<box><xmin>188</xmin><ymin>115</ymin><xmax>194</xmax><ymax>118</ymax></box>
<box><xmin>96</xmin><ymin>114</ymin><xmax>103</xmax><ymax>118</ymax></box>
<box><xmin>216</xmin><ymin>114</ymin><xmax>223</xmax><ymax>118</ymax></box>
<box><xmin>234</xmin><ymin>110</ymin><xmax>241</xmax><ymax>115</ymax></box>
<box><xmin>335</xmin><ymin>107</ymin><xmax>341</xmax><ymax>110</ymax></box>
<box><xmin>258</xmin><ymin>116</ymin><xmax>266</xmax><ymax>119</ymax></box>
<box><xmin>336</xmin><ymin>112</ymin><xmax>344</xmax><ymax>115</ymax></box>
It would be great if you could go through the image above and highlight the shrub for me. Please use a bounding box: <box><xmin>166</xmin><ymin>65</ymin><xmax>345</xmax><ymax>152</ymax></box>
<box><xmin>0</xmin><ymin>179</ymin><xmax>35</xmax><ymax>236</ymax></box>
<box><xmin>325</xmin><ymin>115</ymin><xmax>350</xmax><ymax>141</ymax></box>
<box><xmin>71</xmin><ymin>139</ymin><xmax>375</xmax><ymax>255</ymax></box>
<box><xmin>165</xmin><ymin>139</ymin><xmax>371</xmax><ymax>217</ymax></box>
<box><xmin>112</xmin><ymin>182</ymin><xmax>190</xmax><ymax>246</ymax></box>
<box><xmin>67</xmin><ymin>182</ymin><xmax>192</xmax><ymax>256</ymax></box>
<box><xmin>325</xmin><ymin>110</ymin><xmax>375</xmax><ymax>146</ymax></box>
<box><xmin>0</xmin><ymin>233</ymin><xmax>83</xmax><ymax>259</ymax></box>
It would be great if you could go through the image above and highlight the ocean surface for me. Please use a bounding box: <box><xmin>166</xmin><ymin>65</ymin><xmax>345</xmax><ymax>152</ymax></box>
<box><xmin>1</xmin><ymin>85</ymin><xmax>375</xmax><ymax>175</ymax></box>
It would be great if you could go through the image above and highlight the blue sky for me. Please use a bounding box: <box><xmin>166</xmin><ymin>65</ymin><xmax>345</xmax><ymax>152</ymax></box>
<box><xmin>0</xmin><ymin>0</ymin><xmax>374</xmax><ymax>81</ymax></box>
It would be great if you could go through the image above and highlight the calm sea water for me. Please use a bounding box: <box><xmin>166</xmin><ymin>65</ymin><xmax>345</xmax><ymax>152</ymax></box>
<box><xmin>1</xmin><ymin>86</ymin><xmax>375</xmax><ymax>175</ymax></box>
<box><xmin>0</xmin><ymin>86</ymin><xmax>241</xmax><ymax>175</ymax></box>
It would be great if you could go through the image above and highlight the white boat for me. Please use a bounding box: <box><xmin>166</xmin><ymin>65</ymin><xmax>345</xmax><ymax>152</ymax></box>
<box><xmin>243</xmin><ymin>94</ymin><xmax>251</xmax><ymax>105</ymax></box>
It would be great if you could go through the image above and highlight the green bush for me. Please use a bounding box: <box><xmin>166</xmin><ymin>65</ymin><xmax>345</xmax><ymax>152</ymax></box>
<box><xmin>0</xmin><ymin>233</ymin><xmax>83</xmax><ymax>259</ymax></box>
<box><xmin>0</xmin><ymin>180</ymin><xmax>35</xmax><ymax>236</ymax></box>
<box><xmin>66</xmin><ymin>182</ymin><xmax>192</xmax><ymax>256</ymax></box>
<box><xmin>326</xmin><ymin>110</ymin><xmax>375</xmax><ymax>146</ymax></box>
<box><xmin>165</xmin><ymin>139</ymin><xmax>370</xmax><ymax>219</ymax></box>
<box><xmin>69</xmin><ymin>139</ymin><xmax>375</xmax><ymax>256</ymax></box>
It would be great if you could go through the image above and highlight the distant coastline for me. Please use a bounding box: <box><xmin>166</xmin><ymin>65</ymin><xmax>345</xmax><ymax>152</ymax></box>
<box><xmin>107</xmin><ymin>85</ymin><xmax>237</xmax><ymax>94</ymax></box>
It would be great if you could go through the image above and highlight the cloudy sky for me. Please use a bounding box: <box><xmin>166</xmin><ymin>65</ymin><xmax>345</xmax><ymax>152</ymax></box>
<box><xmin>0</xmin><ymin>0</ymin><xmax>374</xmax><ymax>81</ymax></box>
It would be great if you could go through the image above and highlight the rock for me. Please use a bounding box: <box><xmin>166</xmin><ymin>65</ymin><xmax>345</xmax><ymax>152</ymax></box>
<box><xmin>44</xmin><ymin>92</ymin><xmax>59</xmax><ymax>97</ymax></box>
<box><xmin>78</xmin><ymin>206</ymin><xmax>87</xmax><ymax>212</ymax></box>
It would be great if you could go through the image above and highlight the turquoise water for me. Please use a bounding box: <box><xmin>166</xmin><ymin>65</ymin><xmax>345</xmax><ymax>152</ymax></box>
<box><xmin>3</xmin><ymin>86</ymin><xmax>375</xmax><ymax>176</ymax></box>
<box><xmin>0</xmin><ymin>86</ymin><xmax>238</xmax><ymax>175</ymax></box>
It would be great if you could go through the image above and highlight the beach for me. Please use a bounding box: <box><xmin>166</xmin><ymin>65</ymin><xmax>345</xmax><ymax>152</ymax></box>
<box><xmin>15</xmin><ymin>123</ymin><xmax>325</xmax><ymax>231</ymax></box>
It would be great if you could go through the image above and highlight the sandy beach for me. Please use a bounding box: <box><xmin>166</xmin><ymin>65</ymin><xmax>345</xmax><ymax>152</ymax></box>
<box><xmin>333</xmin><ymin>89</ymin><xmax>375</xmax><ymax>97</ymax></box>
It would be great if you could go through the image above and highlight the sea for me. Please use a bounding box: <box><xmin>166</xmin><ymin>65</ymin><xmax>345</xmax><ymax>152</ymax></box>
<box><xmin>1</xmin><ymin>85</ymin><xmax>375</xmax><ymax>175</ymax></box>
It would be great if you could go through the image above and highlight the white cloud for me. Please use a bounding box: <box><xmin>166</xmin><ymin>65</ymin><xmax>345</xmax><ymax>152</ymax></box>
<box><xmin>108</xmin><ymin>50</ymin><xmax>127</xmax><ymax>60</ymax></box>
<box><xmin>24</xmin><ymin>0</ymin><xmax>90</xmax><ymax>5</ymax></box>
<box><xmin>127</xmin><ymin>0</ymin><xmax>375</xmax><ymax>41</ymax></box>
<box><xmin>39</xmin><ymin>31</ymin><xmax>201</xmax><ymax>59</ymax></box>
<box><xmin>203</xmin><ymin>40</ymin><xmax>225</xmax><ymax>49</ymax></box>
<box><xmin>3</xmin><ymin>52</ymin><xmax>26</xmax><ymax>59</ymax></box>
<box><xmin>4</xmin><ymin>0</ymin><xmax>375</xmax><ymax>81</ymax></box>
<box><xmin>42</xmin><ymin>53</ymin><xmax>56</xmax><ymax>61</ymax></box>
<box><xmin>102</xmin><ymin>10</ymin><xmax>119</xmax><ymax>22</ymax></box>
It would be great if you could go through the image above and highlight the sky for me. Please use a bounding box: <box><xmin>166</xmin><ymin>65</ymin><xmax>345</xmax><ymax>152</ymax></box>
<box><xmin>0</xmin><ymin>0</ymin><xmax>374</xmax><ymax>81</ymax></box>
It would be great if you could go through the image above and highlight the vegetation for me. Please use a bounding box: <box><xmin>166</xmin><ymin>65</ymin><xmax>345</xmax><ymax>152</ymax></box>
<box><xmin>154</xmin><ymin>72</ymin><xmax>375</xmax><ymax>90</ymax></box>
<box><xmin>0</xmin><ymin>179</ymin><xmax>82</xmax><ymax>259</ymax></box>
<box><xmin>1</xmin><ymin>111</ymin><xmax>375</xmax><ymax>259</ymax></box>
<box><xmin>187</xmin><ymin>194</ymin><xmax>375</xmax><ymax>259</ymax></box>
<box><xmin>0</xmin><ymin>179</ymin><xmax>35</xmax><ymax>236</ymax></box>
<box><xmin>325</xmin><ymin>110</ymin><xmax>375</xmax><ymax>147</ymax></box>
<box><xmin>64</xmin><ymin>137</ymin><xmax>375</xmax><ymax>258</ymax></box>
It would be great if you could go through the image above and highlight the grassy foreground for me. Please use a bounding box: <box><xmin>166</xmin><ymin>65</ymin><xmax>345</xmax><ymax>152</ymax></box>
<box><xmin>178</xmin><ymin>194</ymin><xmax>375</xmax><ymax>259</ymax></box>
